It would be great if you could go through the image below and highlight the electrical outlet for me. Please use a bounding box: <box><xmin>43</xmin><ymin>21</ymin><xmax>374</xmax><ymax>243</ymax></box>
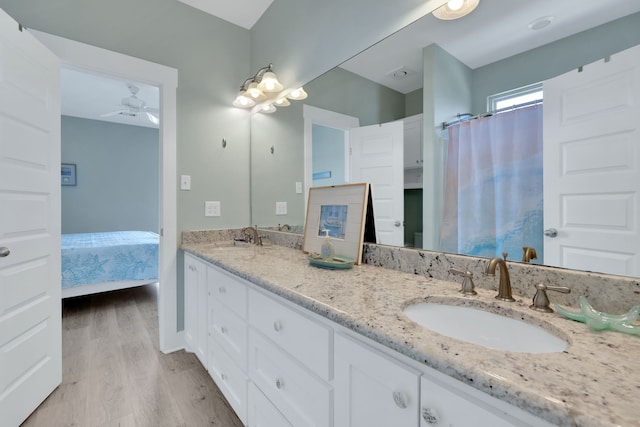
<box><xmin>180</xmin><ymin>175</ymin><xmax>191</xmax><ymax>190</ymax></box>
<box><xmin>205</xmin><ymin>201</ymin><xmax>221</xmax><ymax>217</ymax></box>
<box><xmin>276</xmin><ymin>201</ymin><xmax>287</xmax><ymax>215</ymax></box>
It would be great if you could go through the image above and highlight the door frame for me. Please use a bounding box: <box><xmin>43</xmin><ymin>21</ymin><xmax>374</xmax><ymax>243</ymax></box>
<box><xmin>31</xmin><ymin>30</ymin><xmax>181</xmax><ymax>352</ymax></box>
<box><xmin>303</xmin><ymin>105</ymin><xmax>359</xmax><ymax>216</ymax></box>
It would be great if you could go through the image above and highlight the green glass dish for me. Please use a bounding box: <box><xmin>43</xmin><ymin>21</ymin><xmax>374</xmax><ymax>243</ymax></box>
<box><xmin>554</xmin><ymin>296</ymin><xmax>640</xmax><ymax>335</ymax></box>
<box><xmin>307</xmin><ymin>253</ymin><xmax>355</xmax><ymax>270</ymax></box>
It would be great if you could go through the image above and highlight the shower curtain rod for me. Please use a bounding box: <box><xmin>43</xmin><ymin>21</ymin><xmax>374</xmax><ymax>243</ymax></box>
<box><xmin>441</xmin><ymin>99</ymin><xmax>543</xmax><ymax>130</ymax></box>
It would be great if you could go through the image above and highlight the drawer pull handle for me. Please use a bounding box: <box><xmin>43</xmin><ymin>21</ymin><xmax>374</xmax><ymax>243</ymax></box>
<box><xmin>392</xmin><ymin>391</ymin><xmax>408</xmax><ymax>409</ymax></box>
<box><xmin>220</xmin><ymin>326</ymin><xmax>227</xmax><ymax>334</ymax></box>
<box><xmin>219</xmin><ymin>286</ymin><xmax>226</xmax><ymax>294</ymax></box>
<box><xmin>275</xmin><ymin>377</ymin><xmax>284</xmax><ymax>389</ymax></box>
<box><xmin>273</xmin><ymin>321</ymin><xmax>283</xmax><ymax>332</ymax></box>
<box><xmin>421</xmin><ymin>407</ymin><xmax>440</xmax><ymax>424</ymax></box>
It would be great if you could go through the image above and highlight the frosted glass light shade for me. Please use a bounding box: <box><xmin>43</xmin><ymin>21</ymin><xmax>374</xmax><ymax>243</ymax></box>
<box><xmin>245</xmin><ymin>81</ymin><xmax>266</xmax><ymax>100</ymax></box>
<box><xmin>287</xmin><ymin>87</ymin><xmax>308</xmax><ymax>100</ymax></box>
<box><xmin>257</xmin><ymin>71</ymin><xmax>283</xmax><ymax>92</ymax></box>
<box><xmin>274</xmin><ymin>97</ymin><xmax>290</xmax><ymax>107</ymax></box>
<box><xmin>233</xmin><ymin>92</ymin><xmax>256</xmax><ymax>108</ymax></box>
<box><xmin>260</xmin><ymin>104</ymin><xmax>277</xmax><ymax>114</ymax></box>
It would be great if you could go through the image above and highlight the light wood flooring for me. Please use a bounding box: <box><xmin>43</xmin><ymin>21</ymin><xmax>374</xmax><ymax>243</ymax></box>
<box><xmin>21</xmin><ymin>284</ymin><xmax>244</xmax><ymax>427</ymax></box>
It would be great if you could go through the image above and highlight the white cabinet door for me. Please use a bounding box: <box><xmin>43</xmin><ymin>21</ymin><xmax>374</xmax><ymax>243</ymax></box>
<box><xmin>184</xmin><ymin>253</ymin><xmax>207</xmax><ymax>365</ymax></box>
<box><xmin>248</xmin><ymin>382</ymin><xmax>293</xmax><ymax>427</ymax></box>
<box><xmin>334</xmin><ymin>333</ymin><xmax>421</xmax><ymax>427</ymax></box>
<box><xmin>404</xmin><ymin>114</ymin><xmax>423</xmax><ymax>169</ymax></box>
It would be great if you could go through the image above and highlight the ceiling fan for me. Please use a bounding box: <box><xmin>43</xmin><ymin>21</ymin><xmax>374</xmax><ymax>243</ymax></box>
<box><xmin>101</xmin><ymin>83</ymin><xmax>159</xmax><ymax>125</ymax></box>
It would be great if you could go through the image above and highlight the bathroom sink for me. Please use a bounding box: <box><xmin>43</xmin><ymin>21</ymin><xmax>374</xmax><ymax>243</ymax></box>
<box><xmin>403</xmin><ymin>302</ymin><xmax>568</xmax><ymax>353</ymax></box>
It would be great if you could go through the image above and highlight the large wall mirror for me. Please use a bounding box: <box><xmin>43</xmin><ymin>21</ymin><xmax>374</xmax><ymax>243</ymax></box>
<box><xmin>250</xmin><ymin>0</ymin><xmax>640</xmax><ymax>278</ymax></box>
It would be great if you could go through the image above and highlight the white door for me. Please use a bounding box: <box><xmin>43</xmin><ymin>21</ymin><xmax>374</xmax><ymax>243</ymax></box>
<box><xmin>0</xmin><ymin>9</ymin><xmax>62</xmax><ymax>427</ymax></box>
<box><xmin>543</xmin><ymin>44</ymin><xmax>640</xmax><ymax>276</ymax></box>
<box><xmin>351</xmin><ymin>121</ymin><xmax>404</xmax><ymax>246</ymax></box>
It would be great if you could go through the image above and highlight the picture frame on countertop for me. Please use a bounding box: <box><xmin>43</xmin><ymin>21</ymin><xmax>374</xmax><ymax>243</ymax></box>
<box><xmin>303</xmin><ymin>183</ymin><xmax>371</xmax><ymax>265</ymax></box>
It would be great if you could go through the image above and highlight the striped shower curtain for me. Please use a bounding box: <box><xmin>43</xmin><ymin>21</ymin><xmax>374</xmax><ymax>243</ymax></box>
<box><xmin>439</xmin><ymin>105</ymin><xmax>543</xmax><ymax>262</ymax></box>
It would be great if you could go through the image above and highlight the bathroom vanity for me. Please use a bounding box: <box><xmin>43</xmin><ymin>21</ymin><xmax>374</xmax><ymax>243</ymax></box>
<box><xmin>181</xmin><ymin>237</ymin><xmax>639</xmax><ymax>427</ymax></box>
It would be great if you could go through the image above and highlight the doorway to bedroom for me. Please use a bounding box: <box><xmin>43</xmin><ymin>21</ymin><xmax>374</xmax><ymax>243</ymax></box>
<box><xmin>60</xmin><ymin>66</ymin><xmax>162</xmax><ymax>329</ymax></box>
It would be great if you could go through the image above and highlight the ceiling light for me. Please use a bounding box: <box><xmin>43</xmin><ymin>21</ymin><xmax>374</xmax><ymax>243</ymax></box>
<box><xmin>432</xmin><ymin>0</ymin><xmax>479</xmax><ymax>20</ymax></box>
<box><xmin>233</xmin><ymin>64</ymin><xmax>309</xmax><ymax>112</ymax></box>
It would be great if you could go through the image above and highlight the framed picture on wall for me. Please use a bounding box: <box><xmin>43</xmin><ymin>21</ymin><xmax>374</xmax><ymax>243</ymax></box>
<box><xmin>303</xmin><ymin>183</ymin><xmax>370</xmax><ymax>265</ymax></box>
<box><xmin>61</xmin><ymin>163</ymin><xmax>76</xmax><ymax>186</ymax></box>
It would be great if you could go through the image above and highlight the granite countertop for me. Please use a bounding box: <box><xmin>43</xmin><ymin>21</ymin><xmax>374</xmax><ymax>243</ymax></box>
<box><xmin>182</xmin><ymin>242</ymin><xmax>640</xmax><ymax>427</ymax></box>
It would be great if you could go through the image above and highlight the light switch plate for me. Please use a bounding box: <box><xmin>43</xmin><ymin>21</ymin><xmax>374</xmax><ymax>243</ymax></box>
<box><xmin>295</xmin><ymin>182</ymin><xmax>303</xmax><ymax>194</ymax></box>
<box><xmin>276</xmin><ymin>201</ymin><xmax>287</xmax><ymax>215</ymax></box>
<box><xmin>180</xmin><ymin>175</ymin><xmax>191</xmax><ymax>190</ymax></box>
<box><xmin>205</xmin><ymin>201</ymin><xmax>221</xmax><ymax>217</ymax></box>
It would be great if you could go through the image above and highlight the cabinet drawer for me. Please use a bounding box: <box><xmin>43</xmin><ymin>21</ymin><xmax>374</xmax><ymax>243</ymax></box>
<box><xmin>249</xmin><ymin>289</ymin><xmax>331</xmax><ymax>380</ymax></box>
<box><xmin>335</xmin><ymin>332</ymin><xmax>421</xmax><ymax>427</ymax></box>
<box><xmin>249</xmin><ymin>329</ymin><xmax>332</xmax><ymax>427</ymax></box>
<box><xmin>248</xmin><ymin>382</ymin><xmax>293</xmax><ymax>427</ymax></box>
<box><xmin>208</xmin><ymin>343</ymin><xmax>248</xmax><ymax>425</ymax></box>
<box><xmin>207</xmin><ymin>264</ymin><xmax>248</xmax><ymax>318</ymax></box>
<box><xmin>211</xmin><ymin>300</ymin><xmax>248</xmax><ymax>370</ymax></box>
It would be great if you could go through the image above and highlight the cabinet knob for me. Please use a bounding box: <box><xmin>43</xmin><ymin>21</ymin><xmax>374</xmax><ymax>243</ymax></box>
<box><xmin>0</xmin><ymin>247</ymin><xmax>10</xmax><ymax>258</ymax></box>
<box><xmin>275</xmin><ymin>377</ymin><xmax>284</xmax><ymax>389</ymax></box>
<box><xmin>421</xmin><ymin>407</ymin><xmax>440</xmax><ymax>424</ymax></box>
<box><xmin>221</xmin><ymin>373</ymin><xmax>227</xmax><ymax>381</ymax></box>
<box><xmin>219</xmin><ymin>286</ymin><xmax>226</xmax><ymax>294</ymax></box>
<box><xmin>273</xmin><ymin>321</ymin><xmax>283</xmax><ymax>332</ymax></box>
<box><xmin>220</xmin><ymin>326</ymin><xmax>227</xmax><ymax>334</ymax></box>
<box><xmin>392</xmin><ymin>391</ymin><xmax>408</xmax><ymax>409</ymax></box>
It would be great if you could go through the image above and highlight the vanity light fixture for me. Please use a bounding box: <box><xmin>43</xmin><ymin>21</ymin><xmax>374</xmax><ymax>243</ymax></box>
<box><xmin>232</xmin><ymin>63</ymin><xmax>308</xmax><ymax>113</ymax></box>
<box><xmin>432</xmin><ymin>0</ymin><xmax>479</xmax><ymax>20</ymax></box>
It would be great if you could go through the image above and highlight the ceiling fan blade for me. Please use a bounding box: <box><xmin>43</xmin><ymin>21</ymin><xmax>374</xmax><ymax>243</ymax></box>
<box><xmin>146</xmin><ymin>112</ymin><xmax>160</xmax><ymax>125</ymax></box>
<box><xmin>100</xmin><ymin>110</ymin><xmax>129</xmax><ymax>117</ymax></box>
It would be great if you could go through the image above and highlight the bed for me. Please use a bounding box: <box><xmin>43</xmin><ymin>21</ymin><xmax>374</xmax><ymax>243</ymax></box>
<box><xmin>61</xmin><ymin>230</ymin><xmax>159</xmax><ymax>298</ymax></box>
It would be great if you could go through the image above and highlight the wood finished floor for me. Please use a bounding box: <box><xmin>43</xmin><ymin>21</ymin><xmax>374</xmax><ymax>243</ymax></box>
<box><xmin>21</xmin><ymin>284</ymin><xmax>244</xmax><ymax>427</ymax></box>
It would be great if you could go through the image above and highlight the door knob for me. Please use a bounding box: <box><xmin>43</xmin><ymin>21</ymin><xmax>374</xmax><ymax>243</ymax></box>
<box><xmin>0</xmin><ymin>247</ymin><xmax>9</xmax><ymax>257</ymax></box>
<box><xmin>544</xmin><ymin>228</ymin><xmax>558</xmax><ymax>238</ymax></box>
<box><xmin>394</xmin><ymin>221</ymin><xmax>402</xmax><ymax>227</ymax></box>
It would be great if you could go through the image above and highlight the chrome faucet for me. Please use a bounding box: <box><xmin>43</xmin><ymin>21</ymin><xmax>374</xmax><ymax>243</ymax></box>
<box><xmin>485</xmin><ymin>252</ymin><xmax>515</xmax><ymax>302</ymax></box>
<box><xmin>241</xmin><ymin>226</ymin><xmax>262</xmax><ymax>246</ymax></box>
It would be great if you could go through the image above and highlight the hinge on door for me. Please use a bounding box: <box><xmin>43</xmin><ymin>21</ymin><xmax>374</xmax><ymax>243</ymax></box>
<box><xmin>18</xmin><ymin>23</ymin><xmax>24</xmax><ymax>32</ymax></box>
<box><xmin>160</xmin><ymin>228</ymin><xmax>164</xmax><ymax>237</ymax></box>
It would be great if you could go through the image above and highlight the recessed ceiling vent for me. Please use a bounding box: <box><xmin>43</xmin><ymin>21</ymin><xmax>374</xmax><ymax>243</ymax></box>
<box><xmin>387</xmin><ymin>66</ymin><xmax>416</xmax><ymax>81</ymax></box>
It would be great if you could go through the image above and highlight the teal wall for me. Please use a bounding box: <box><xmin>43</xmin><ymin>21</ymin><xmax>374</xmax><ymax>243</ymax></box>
<box><xmin>312</xmin><ymin>124</ymin><xmax>346</xmax><ymax>187</ymax></box>
<box><xmin>61</xmin><ymin>116</ymin><xmax>159</xmax><ymax>234</ymax></box>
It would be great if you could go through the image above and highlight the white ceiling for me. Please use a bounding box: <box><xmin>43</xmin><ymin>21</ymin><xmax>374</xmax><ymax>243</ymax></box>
<box><xmin>176</xmin><ymin>0</ymin><xmax>274</xmax><ymax>30</ymax></box>
<box><xmin>62</xmin><ymin>0</ymin><xmax>640</xmax><ymax>126</ymax></box>
<box><xmin>341</xmin><ymin>0</ymin><xmax>640</xmax><ymax>94</ymax></box>
<box><xmin>61</xmin><ymin>68</ymin><xmax>160</xmax><ymax>129</ymax></box>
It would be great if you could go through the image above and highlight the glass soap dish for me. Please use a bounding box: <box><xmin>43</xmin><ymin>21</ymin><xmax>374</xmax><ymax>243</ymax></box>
<box><xmin>554</xmin><ymin>296</ymin><xmax>640</xmax><ymax>335</ymax></box>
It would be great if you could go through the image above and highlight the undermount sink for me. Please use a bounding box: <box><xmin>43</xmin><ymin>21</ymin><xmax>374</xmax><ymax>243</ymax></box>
<box><xmin>403</xmin><ymin>302</ymin><xmax>568</xmax><ymax>354</ymax></box>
